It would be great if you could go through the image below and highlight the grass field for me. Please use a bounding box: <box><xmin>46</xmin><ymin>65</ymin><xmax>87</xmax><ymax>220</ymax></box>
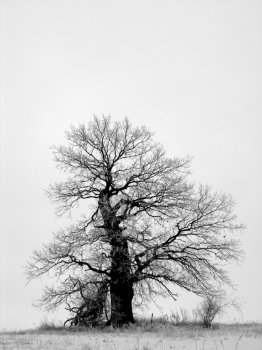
<box><xmin>0</xmin><ymin>323</ymin><xmax>262</xmax><ymax>350</ymax></box>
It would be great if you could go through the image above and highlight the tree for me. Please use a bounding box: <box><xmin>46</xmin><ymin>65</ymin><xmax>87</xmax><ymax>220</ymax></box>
<box><xmin>26</xmin><ymin>116</ymin><xmax>244</xmax><ymax>327</ymax></box>
<box><xmin>194</xmin><ymin>293</ymin><xmax>242</xmax><ymax>328</ymax></box>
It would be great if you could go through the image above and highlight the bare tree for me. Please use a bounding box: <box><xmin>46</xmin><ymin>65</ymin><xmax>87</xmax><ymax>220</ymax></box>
<box><xmin>194</xmin><ymin>293</ymin><xmax>242</xmax><ymax>328</ymax></box>
<box><xmin>26</xmin><ymin>116</ymin><xmax>244</xmax><ymax>327</ymax></box>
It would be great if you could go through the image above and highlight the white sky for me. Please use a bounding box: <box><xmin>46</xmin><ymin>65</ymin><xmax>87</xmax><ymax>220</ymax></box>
<box><xmin>1</xmin><ymin>0</ymin><xmax>262</xmax><ymax>330</ymax></box>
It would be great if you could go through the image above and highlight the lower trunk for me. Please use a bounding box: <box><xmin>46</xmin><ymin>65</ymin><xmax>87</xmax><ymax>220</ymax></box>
<box><xmin>109</xmin><ymin>234</ymin><xmax>135</xmax><ymax>326</ymax></box>
<box><xmin>110</xmin><ymin>279</ymin><xmax>134</xmax><ymax>326</ymax></box>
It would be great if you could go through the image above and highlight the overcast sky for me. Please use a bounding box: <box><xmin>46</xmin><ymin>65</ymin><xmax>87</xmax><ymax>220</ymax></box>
<box><xmin>1</xmin><ymin>0</ymin><xmax>262</xmax><ymax>330</ymax></box>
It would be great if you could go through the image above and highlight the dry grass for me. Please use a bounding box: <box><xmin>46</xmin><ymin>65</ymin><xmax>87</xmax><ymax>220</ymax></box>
<box><xmin>0</xmin><ymin>322</ymin><xmax>261</xmax><ymax>349</ymax></box>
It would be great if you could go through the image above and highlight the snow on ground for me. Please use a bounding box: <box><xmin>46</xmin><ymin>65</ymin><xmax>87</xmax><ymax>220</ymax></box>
<box><xmin>0</xmin><ymin>324</ymin><xmax>261</xmax><ymax>350</ymax></box>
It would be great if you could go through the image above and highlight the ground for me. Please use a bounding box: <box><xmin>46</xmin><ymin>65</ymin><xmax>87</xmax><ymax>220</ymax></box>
<box><xmin>0</xmin><ymin>323</ymin><xmax>261</xmax><ymax>350</ymax></box>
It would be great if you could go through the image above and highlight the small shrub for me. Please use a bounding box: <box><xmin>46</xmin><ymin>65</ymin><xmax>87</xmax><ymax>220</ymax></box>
<box><xmin>170</xmin><ymin>308</ymin><xmax>190</xmax><ymax>325</ymax></box>
<box><xmin>194</xmin><ymin>294</ymin><xmax>242</xmax><ymax>328</ymax></box>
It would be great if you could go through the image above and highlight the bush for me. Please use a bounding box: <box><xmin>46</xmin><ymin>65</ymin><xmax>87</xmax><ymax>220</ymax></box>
<box><xmin>194</xmin><ymin>294</ymin><xmax>242</xmax><ymax>328</ymax></box>
<box><xmin>170</xmin><ymin>308</ymin><xmax>190</xmax><ymax>325</ymax></box>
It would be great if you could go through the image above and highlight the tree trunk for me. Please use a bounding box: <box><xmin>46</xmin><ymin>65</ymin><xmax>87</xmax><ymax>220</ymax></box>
<box><xmin>98</xmin><ymin>192</ymin><xmax>135</xmax><ymax>326</ymax></box>
<box><xmin>110</xmin><ymin>234</ymin><xmax>135</xmax><ymax>326</ymax></box>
